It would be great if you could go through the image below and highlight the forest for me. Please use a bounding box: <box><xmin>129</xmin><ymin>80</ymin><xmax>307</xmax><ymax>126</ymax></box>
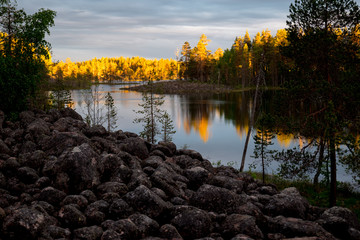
<box><xmin>49</xmin><ymin>57</ymin><xmax>179</xmax><ymax>88</ymax></box>
<box><xmin>1</xmin><ymin>0</ymin><xmax>360</xmax><ymax>211</ymax></box>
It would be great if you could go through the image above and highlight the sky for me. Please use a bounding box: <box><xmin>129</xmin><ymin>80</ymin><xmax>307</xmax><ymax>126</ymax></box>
<box><xmin>16</xmin><ymin>0</ymin><xmax>298</xmax><ymax>62</ymax></box>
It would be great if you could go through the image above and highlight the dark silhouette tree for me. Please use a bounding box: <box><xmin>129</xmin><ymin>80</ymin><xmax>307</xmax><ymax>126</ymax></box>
<box><xmin>0</xmin><ymin>0</ymin><xmax>56</xmax><ymax>116</ymax></box>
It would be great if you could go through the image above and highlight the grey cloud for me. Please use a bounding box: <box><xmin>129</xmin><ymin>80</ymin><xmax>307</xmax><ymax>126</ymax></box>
<box><xmin>16</xmin><ymin>0</ymin><xmax>293</xmax><ymax>61</ymax></box>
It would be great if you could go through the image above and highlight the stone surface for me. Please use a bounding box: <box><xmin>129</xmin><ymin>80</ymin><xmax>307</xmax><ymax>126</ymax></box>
<box><xmin>0</xmin><ymin>108</ymin><xmax>357</xmax><ymax>240</ymax></box>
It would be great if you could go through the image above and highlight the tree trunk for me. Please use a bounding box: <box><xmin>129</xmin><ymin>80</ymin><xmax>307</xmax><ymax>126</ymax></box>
<box><xmin>329</xmin><ymin>135</ymin><xmax>337</xmax><ymax>207</ymax></box>
<box><xmin>240</xmin><ymin>54</ymin><xmax>264</xmax><ymax>172</ymax></box>
<box><xmin>262</xmin><ymin>133</ymin><xmax>265</xmax><ymax>183</ymax></box>
<box><xmin>314</xmin><ymin>137</ymin><xmax>325</xmax><ymax>188</ymax></box>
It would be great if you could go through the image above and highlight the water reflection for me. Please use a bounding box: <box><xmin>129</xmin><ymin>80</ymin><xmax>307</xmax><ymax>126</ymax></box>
<box><xmin>70</xmin><ymin>84</ymin><xmax>353</xmax><ymax>183</ymax></box>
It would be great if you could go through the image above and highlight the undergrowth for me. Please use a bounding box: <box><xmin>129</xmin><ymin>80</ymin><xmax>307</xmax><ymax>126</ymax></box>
<box><xmin>248</xmin><ymin>172</ymin><xmax>360</xmax><ymax>220</ymax></box>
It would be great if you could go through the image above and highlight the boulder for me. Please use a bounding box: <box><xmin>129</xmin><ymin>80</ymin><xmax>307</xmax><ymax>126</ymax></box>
<box><xmin>221</xmin><ymin>214</ymin><xmax>264</xmax><ymax>239</ymax></box>
<box><xmin>40</xmin><ymin>130</ymin><xmax>90</xmax><ymax>156</ymax></box>
<box><xmin>60</xmin><ymin>107</ymin><xmax>83</xmax><ymax>121</ymax></box>
<box><xmin>53</xmin><ymin>117</ymin><xmax>87</xmax><ymax>132</ymax></box>
<box><xmin>17</xmin><ymin>166</ymin><xmax>39</xmax><ymax>184</ymax></box>
<box><xmin>108</xmin><ymin>198</ymin><xmax>133</xmax><ymax>220</ymax></box>
<box><xmin>267</xmin><ymin>215</ymin><xmax>336</xmax><ymax>240</ymax></box>
<box><xmin>191</xmin><ymin>184</ymin><xmax>246</xmax><ymax>214</ymax></box>
<box><xmin>39</xmin><ymin>186</ymin><xmax>67</xmax><ymax>207</ymax></box>
<box><xmin>208</xmin><ymin>175</ymin><xmax>245</xmax><ymax>194</ymax></box>
<box><xmin>177</xmin><ymin>149</ymin><xmax>203</xmax><ymax>161</ymax></box>
<box><xmin>159</xmin><ymin>224</ymin><xmax>182</xmax><ymax>239</ymax></box>
<box><xmin>124</xmin><ymin>185</ymin><xmax>170</xmax><ymax>219</ymax></box>
<box><xmin>317</xmin><ymin>206</ymin><xmax>360</xmax><ymax>239</ymax></box>
<box><xmin>58</xmin><ymin>204</ymin><xmax>87</xmax><ymax>229</ymax></box>
<box><xmin>54</xmin><ymin>143</ymin><xmax>100</xmax><ymax>193</ymax></box>
<box><xmin>171</xmin><ymin>207</ymin><xmax>212</xmax><ymax>239</ymax></box>
<box><xmin>3</xmin><ymin>206</ymin><xmax>50</xmax><ymax>239</ymax></box>
<box><xmin>0</xmin><ymin>139</ymin><xmax>11</xmax><ymax>155</ymax></box>
<box><xmin>26</xmin><ymin>118</ymin><xmax>50</xmax><ymax>138</ymax></box>
<box><xmin>185</xmin><ymin>166</ymin><xmax>210</xmax><ymax>190</ymax></box>
<box><xmin>62</xmin><ymin>195</ymin><xmax>89</xmax><ymax>210</ymax></box>
<box><xmin>264</xmin><ymin>187</ymin><xmax>309</xmax><ymax>219</ymax></box>
<box><xmin>102</xmin><ymin>219</ymin><xmax>139</xmax><ymax>239</ymax></box>
<box><xmin>129</xmin><ymin>213</ymin><xmax>160</xmax><ymax>238</ymax></box>
<box><xmin>97</xmin><ymin>182</ymin><xmax>128</xmax><ymax>196</ymax></box>
<box><xmin>121</xmin><ymin>137</ymin><xmax>149</xmax><ymax>160</ymax></box>
<box><xmin>45</xmin><ymin>225</ymin><xmax>71</xmax><ymax>239</ymax></box>
<box><xmin>73</xmin><ymin>225</ymin><xmax>103</xmax><ymax>240</ymax></box>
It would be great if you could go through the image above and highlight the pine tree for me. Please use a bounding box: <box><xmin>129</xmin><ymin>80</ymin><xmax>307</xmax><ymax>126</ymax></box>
<box><xmin>105</xmin><ymin>92</ymin><xmax>117</xmax><ymax>132</ymax></box>
<box><xmin>251</xmin><ymin>114</ymin><xmax>276</xmax><ymax>183</ymax></box>
<box><xmin>134</xmin><ymin>87</ymin><xmax>164</xmax><ymax>144</ymax></box>
<box><xmin>159</xmin><ymin>112</ymin><xmax>176</xmax><ymax>142</ymax></box>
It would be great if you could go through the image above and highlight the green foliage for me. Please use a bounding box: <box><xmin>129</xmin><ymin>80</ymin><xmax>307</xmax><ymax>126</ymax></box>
<box><xmin>273</xmin><ymin>147</ymin><xmax>319</xmax><ymax>180</ymax></box>
<box><xmin>134</xmin><ymin>82</ymin><xmax>176</xmax><ymax>144</ymax></box>
<box><xmin>251</xmin><ymin>113</ymin><xmax>276</xmax><ymax>183</ymax></box>
<box><xmin>105</xmin><ymin>92</ymin><xmax>117</xmax><ymax>132</ymax></box>
<box><xmin>159</xmin><ymin>111</ymin><xmax>176</xmax><ymax>142</ymax></box>
<box><xmin>134</xmin><ymin>89</ymin><xmax>165</xmax><ymax>144</ymax></box>
<box><xmin>48</xmin><ymin>78</ymin><xmax>72</xmax><ymax>110</ymax></box>
<box><xmin>0</xmin><ymin>0</ymin><xmax>56</xmax><ymax>116</ymax></box>
<box><xmin>251</xmin><ymin>171</ymin><xmax>360</xmax><ymax>220</ymax></box>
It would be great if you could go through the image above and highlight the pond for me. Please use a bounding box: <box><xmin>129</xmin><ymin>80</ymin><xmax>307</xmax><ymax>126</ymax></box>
<box><xmin>70</xmin><ymin>83</ymin><xmax>356</xmax><ymax>184</ymax></box>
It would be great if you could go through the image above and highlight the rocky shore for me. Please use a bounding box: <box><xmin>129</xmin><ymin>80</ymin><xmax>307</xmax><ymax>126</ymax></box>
<box><xmin>0</xmin><ymin>108</ymin><xmax>359</xmax><ymax>240</ymax></box>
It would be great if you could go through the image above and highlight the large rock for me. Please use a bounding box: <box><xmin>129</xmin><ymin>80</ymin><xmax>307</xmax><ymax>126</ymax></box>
<box><xmin>129</xmin><ymin>213</ymin><xmax>160</xmax><ymax>238</ymax></box>
<box><xmin>150</xmin><ymin>164</ymin><xmax>187</xmax><ymax>198</ymax></box>
<box><xmin>26</xmin><ymin>118</ymin><xmax>50</xmax><ymax>138</ymax></box>
<box><xmin>208</xmin><ymin>175</ymin><xmax>245</xmax><ymax>194</ymax></box>
<box><xmin>58</xmin><ymin>204</ymin><xmax>87</xmax><ymax>229</ymax></box>
<box><xmin>171</xmin><ymin>207</ymin><xmax>212</xmax><ymax>239</ymax></box>
<box><xmin>73</xmin><ymin>225</ymin><xmax>103</xmax><ymax>240</ymax></box>
<box><xmin>53</xmin><ymin>117</ymin><xmax>87</xmax><ymax>132</ymax></box>
<box><xmin>185</xmin><ymin>166</ymin><xmax>210</xmax><ymax>190</ymax></box>
<box><xmin>191</xmin><ymin>184</ymin><xmax>246</xmax><ymax>214</ymax></box>
<box><xmin>40</xmin><ymin>130</ymin><xmax>90</xmax><ymax>156</ymax></box>
<box><xmin>97</xmin><ymin>153</ymin><xmax>131</xmax><ymax>182</ymax></box>
<box><xmin>264</xmin><ymin>187</ymin><xmax>309</xmax><ymax>219</ymax></box>
<box><xmin>0</xmin><ymin>139</ymin><xmax>11</xmax><ymax>155</ymax></box>
<box><xmin>267</xmin><ymin>215</ymin><xmax>336</xmax><ymax>240</ymax></box>
<box><xmin>124</xmin><ymin>185</ymin><xmax>170</xmax><ymax>219</ymax></box>
<box><xmin>101</xmin><ymin>219</ymin><xmax>139</xmax><ymax>239</ymax></box>
<box><xmin>60</xmin><ymin>107</ymin><xmax>83</xmax><ymax>121</ymax></box>
<box><xmin>3</xmin><ymin>206</ymin><xmax>50</xmax><ymax>239</ymax></box>
<box><xmin>221</xmin><ymin>214</ymin><xmax>264</xmax><ymax>239</ymax></box>
<box><xmin>39</xmin><ymin>186</ymin><xmax>67</xmax><ymax>207</ymax></box>
<box><xmin>317</xmin><ymin>206</ymin><xmax>360</xmax><ymax>239</ymax></box>
<box><xmin>49</xmin><ymin>143</ymin><xmax>100</xmax><ymax>193</ymax></box>
<box><xmin>121</xmin><ymin>137</ymin><xmax>149</xmax><ymax>160</ymax></box>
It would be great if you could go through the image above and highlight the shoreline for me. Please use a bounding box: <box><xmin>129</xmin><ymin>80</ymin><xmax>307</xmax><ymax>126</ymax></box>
<box><xmin>121</xmin><ymin>80</ymin><xmax>234</xmax><ymax>95</ymax></box>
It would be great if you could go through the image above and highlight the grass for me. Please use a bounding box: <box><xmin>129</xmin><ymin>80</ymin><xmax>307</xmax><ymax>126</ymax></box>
<box><xmin>248</xmin><ymin>172</ymin><xmax>360</xmax><ymax>220</ymax></box>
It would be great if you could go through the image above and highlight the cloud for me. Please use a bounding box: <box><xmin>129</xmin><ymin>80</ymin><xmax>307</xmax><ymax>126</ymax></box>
<box><xmin>16</xmin><ymin>0</ymin><xmax>292</xmax><ymax>61</ymax></box>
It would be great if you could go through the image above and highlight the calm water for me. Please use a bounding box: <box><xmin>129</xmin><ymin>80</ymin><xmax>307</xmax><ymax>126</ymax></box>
<box><xmin>70</xmin><ymin>83</ymin><xmax>354</xmax><ymax>183</ymax></box>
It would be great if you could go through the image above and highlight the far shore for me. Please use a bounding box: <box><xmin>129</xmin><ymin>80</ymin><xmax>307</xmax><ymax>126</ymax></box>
<box><xmin>120</xmin><ymin>80</ymin><xmax>284</xmax><ymax>95</ymax></box>
<box><xmin>120</xmin><ymin>80</ymin><xmax>235</xmax><ymax>95</ymax></box>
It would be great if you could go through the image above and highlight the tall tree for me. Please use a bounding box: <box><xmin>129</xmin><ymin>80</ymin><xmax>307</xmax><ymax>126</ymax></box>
<box><xmin>0</xmin><ymin>0</ymin><xmax>56</xmax><ymax>116</ymax></box>
<box><xmin>134</xmin><ymin>82</ymin><xmax>165</xmax><ymax>144</ymax></box>
<box><xmin>105</xmin><ymin>92</ymin><xmax>117</xmax><ymax>132</ymax></box>
<box><xmin>193</xmin><ymin>34</ymin><xmax>211</xmax><ymax>82</ymax></box>
<box><xmin>159</xmin><ymin>112</ymin><xmax>176</xmax><ymax>142</ymax></box>
<box><xmin>285</xmin><ymin>0</ymin><xmax>360</xmax><ymax>206</ymax></box>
